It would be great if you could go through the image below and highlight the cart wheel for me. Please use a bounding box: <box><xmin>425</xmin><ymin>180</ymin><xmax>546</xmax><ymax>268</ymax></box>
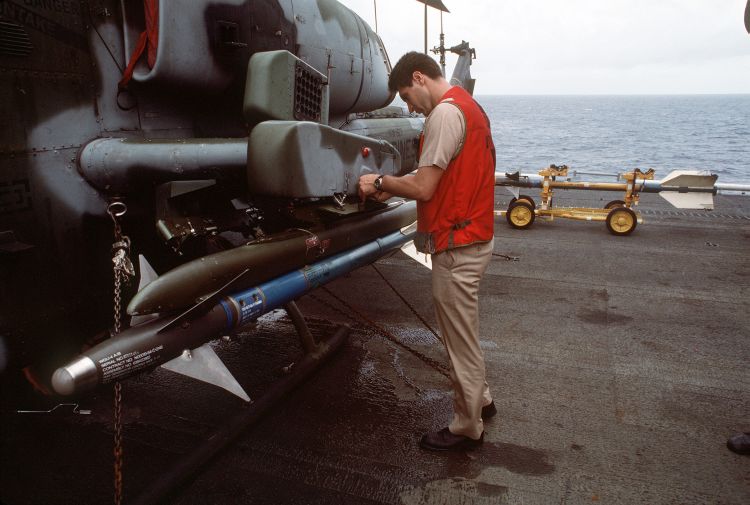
<box><xmin>506</xmin><ymin>201</ymin><xmax>535</xmax><ymax>229</ymax></box>
<box><xmin>510</xmin><ymin>194</ymin><xmax>536</xmax><ymax>210</ymax></box>
<box><xmin>604</xmin><ymin>199</ymin><xmax>626</xmax><ymax>210</ymax></box>
<box><xmin>606</xmin><ymin>207</ymin><xmax>637</xmax><ymax>235</ymax></box>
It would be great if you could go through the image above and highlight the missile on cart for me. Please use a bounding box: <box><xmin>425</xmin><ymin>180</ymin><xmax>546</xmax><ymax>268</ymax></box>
<box><xmin>495</xmin><ymin>168</ymin><xmax>750</xmax><ymax>210</ymax></box>
<box><xmin>51</xmin><ymin>225</ymin><xmax>415</xmax><ymax>396</ymax></box>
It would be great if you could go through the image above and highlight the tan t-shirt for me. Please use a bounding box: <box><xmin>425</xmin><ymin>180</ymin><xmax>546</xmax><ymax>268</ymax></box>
<box><xmin>418</xmin><ymin>100</ymin><xmax>466</xmax><ymax>170</ymax></box>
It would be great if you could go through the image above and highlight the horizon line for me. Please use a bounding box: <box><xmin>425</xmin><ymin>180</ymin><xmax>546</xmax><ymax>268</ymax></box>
<box><xmin>473</xmin><ymin>92</ymin><xmax>750</xmax><ymax>97</ymax></box>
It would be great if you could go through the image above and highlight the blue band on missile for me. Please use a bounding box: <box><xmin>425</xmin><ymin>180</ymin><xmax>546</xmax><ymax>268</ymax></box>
<box><xmin>224</xmin><ymin>229</ymin><xmax>413</xmax><ymax>328</ymax></box>
<box><xmin>231</xmin><ymin>288</ymin><xmax>267</xmax><ymax>328</ymax></box>
<box><xmin>219</xmin><ymin>299</ymin><xmax>235</xmax><ymax>330</ymax></box>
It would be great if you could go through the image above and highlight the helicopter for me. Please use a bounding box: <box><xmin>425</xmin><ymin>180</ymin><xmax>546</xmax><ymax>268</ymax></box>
<box><xmin>0</xmin><ymin>0</ymin><xmax>476</xmax><ymax>399</ymax></box>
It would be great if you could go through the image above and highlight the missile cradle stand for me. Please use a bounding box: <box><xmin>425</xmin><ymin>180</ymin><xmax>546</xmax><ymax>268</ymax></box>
<box><xmin>496</xmin><ymin>165</ymin><xmax>653</xmax><ymax>235</ymax></box>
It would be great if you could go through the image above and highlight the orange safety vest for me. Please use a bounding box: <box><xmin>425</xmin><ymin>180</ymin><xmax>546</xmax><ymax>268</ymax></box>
<box><xmin>416</xmin><ymin>86</ymin><xmax>496</xmax><ymax>254</ymax></box>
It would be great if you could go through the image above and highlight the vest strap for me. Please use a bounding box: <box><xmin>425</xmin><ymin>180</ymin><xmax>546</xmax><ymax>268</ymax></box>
<box><xmin>448</xmin><ymin>219</ymin><xmax>472</xmax><ymax>249</ymax></box>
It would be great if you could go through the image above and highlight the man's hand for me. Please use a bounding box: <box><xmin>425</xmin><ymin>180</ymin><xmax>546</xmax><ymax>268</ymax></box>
<box><xmin>358</xmin><ymin>166</ymin><xmax>443</xmax><ymax>203</ymax></box>
<box><xmin>358</xmin><ymin>174</ymin><xmax>391</xmax><ymax>203</ymax></box>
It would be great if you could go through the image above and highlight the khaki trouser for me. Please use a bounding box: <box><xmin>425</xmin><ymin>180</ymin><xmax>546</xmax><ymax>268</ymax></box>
<box><xmin>431</xmin><ymin>238</ymin><xmax>494</xmax><ymax>439</ymax></box>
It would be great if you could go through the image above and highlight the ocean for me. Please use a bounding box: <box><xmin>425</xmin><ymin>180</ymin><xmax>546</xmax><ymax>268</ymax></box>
<box><xmin>476</xmin><ymin>95</ymin><xmax>750</xmax><ymax>184</ymax></box>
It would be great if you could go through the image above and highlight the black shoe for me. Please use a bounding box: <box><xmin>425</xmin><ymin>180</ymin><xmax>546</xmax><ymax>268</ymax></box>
<box><xmin>727</xmin><ymin>433</ymin><xmax>750</xmax><ymax>455</ymax></box>
<box><xmin>482</xmin><ymin>401</ymin><xmax>497</xmax><ymax>419</ymax></box>
<box><xmin>419</xmin><ymin>427</ymin><xmax>483</xmax><ymax>452</ymax></box>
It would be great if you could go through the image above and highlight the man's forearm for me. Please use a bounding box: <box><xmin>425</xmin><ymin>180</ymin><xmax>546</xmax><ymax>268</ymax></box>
<box><xmin>379</xmin><ymin>174</ymin><xmax>423</xmax><ymax>201</ymax></box>
<box><xmin>358</xmin><ymin>166</ymin><xmax>443</xmax><ymax>203</ymax></box>
<box><xmin>379</xmin><ymin>166</ymin><xmax>443</xmax><ymax>202</ymax></box>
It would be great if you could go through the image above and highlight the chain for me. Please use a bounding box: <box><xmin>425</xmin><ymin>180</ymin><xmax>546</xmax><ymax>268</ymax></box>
<box><xmin>113</xmin><ymin>381</ymin><xmax>123</xmax><ymax>505</ymax></box>
<box><xmin>107</xmin><ymin>201</ymin><xmax>133</xmax><ymax>505</ymax></box>
<box><xmin>308</xmin><ymin>292</ymin><xmax>353</xmax><ymax>322</ymax></box>
<box><xmin>319</xmin><ymin>286</ymin><xmax>451</xmax><ymax>378</ymax></box>
<box><xmin>370</xmin><ymin>264</ymin><xmax>442</xmax><ymax>343</ymax></box>
<box><xmin>492</xmin><ymin>252</ymin><xmax>520</xmax><ymax>261</ymax></box>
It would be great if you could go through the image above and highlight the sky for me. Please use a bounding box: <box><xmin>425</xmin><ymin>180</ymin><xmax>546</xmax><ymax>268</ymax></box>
<box><xmin>338</xmin><ymin>0</ymin><xmax>750</xmax><ymax>95</ymax></box>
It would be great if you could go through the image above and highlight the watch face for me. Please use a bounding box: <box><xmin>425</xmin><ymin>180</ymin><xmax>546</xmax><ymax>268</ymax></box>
<box><xmin>375</xmin><ymin>176</ymin><xmax>383</xmax><ymax>190</ymax></box>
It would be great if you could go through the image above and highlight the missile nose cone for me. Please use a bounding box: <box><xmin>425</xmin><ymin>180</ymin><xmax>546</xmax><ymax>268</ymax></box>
<box><xmin>51</xmin><ymin>356</ymin><xmax>99</xmax><ymax>396</ymax></box>
<box><xmin>51</xmin><ymin>368</ymin><xmax>75</xmax><ymax>396</ymax></box>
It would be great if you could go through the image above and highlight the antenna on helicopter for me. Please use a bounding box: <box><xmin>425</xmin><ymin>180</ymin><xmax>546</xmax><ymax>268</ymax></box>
<box><xmin>430</xmin><ymin>9</ymin><xmax>448</xmax><ymax>76</ymax></box>
<box><xmin>417</xmin><ymin>0</ymin><xmax>450</xmax><ymax>59</ymax></box>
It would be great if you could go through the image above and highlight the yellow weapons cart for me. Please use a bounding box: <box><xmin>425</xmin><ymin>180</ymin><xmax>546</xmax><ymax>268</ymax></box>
<box><xmin>496</xmin><ymin>165</ymin><xmax>654</xmax><ymax>236</ymax></box>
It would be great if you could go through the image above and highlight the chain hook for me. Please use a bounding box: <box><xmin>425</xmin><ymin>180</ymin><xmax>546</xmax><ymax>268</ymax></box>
<box><xmin>108</xmin><ymin>201</ymin><xmax>127</xmax><ymax>241</ymax></box>
<box><xmin>107</xmin><ymin>201</ymin><xmax>127</xmax><ymax>219</ymax></box>
<box><xmin>107</xmin><ymin>199</ymin><xmax>129</xmax><ymax>505</ymax></box>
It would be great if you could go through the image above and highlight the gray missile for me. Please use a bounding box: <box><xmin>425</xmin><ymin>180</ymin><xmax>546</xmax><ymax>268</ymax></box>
<box><xmin>51</xmin><ymin>224</ymin><xmax>416</xmax><ymax>396</ymax></box>
<box><xmin>495</xmin><ymin>169</ymin><xmax>750</xmax><ymax>210</ymax></box>
<box><xmin>128</xmin><ymin>200</ymin><xmax>416</xmax><ymax>316</ymax></box>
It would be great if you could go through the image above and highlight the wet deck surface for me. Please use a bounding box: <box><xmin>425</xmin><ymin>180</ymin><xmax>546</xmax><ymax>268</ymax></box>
<box><xmin>1</xmin><ymin>189</ymin><xmax>749</xmax><ymax>504</ymax></box>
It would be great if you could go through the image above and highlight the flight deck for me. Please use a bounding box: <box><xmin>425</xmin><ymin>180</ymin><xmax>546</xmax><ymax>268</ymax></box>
<box><xmin>1</xmin><ymin>187</ymin><xmax>748</xmax><ymax>505</ymax></box>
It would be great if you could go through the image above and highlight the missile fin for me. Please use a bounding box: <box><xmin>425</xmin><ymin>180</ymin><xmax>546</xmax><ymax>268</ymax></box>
<box><xmin>659</xmin><ymin>191</ymin><xmax>714</xmax><ymax>210</ymax></box>
<box><xmin>131</xmin><ymin>256</ymin><xmax>161</xmax><ymax>326</ymax></box>
<box><xmin>659</xmin><ymin>170</ymin><xmax>717</xmax><ymax>188</ymax></box>
<box><xmin>397</xmin><ymin>221</ymin><xmax>431</xmax><ymax>269</ymax></box>
<box><xmin>158</xmin><ymin>268</ymin><xmax>251</xmax><ymax>334</ymax></box>
<box><xmin>400</xmin><ymin>220</ymin><xmax>418</xmax><ymax>235</ymax></box>
<box><xmin>656</xmin><ymin>171</ymin><xmax>717</xmax><ymax>209</ymax></box>
<box><xmin>161</xmin><ymin>343</ymin><xmax>251</xmax><ymax>402</ymax></box>
<box><xmin>137</xmin><ymin>255</ymin><xmax>159</xmax><ymax>289</ymax></box>
<box><xmin>400</xmin><ymin>241</ymin><xmax>432</xmax><ymax>270</ymax></box>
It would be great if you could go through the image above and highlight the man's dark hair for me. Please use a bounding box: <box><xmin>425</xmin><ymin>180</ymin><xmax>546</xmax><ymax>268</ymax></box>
<box><xmin>388</xmin><ymin>52</ymin><xmax>442</xmax><ymax>92</ymax></box>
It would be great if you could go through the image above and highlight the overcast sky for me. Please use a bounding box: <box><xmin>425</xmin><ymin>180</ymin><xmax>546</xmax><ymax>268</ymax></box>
<box><xmin>338</xmin><ymin>0</ymin><xmax>750</xmax><ymax>95</ymax></box>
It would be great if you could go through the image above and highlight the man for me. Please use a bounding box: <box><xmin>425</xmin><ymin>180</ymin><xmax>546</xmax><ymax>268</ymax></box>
<box><xmin>358</xmin><ymin>52</ymin><xmax>497</xmax><ymax>451</ymax></box>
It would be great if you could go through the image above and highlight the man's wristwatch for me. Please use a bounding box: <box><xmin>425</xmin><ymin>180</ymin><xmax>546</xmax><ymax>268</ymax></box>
<box><xmin>374</xmin><ymin>175</ymin><xmax>384</xmax><ymax>191</ymax></box>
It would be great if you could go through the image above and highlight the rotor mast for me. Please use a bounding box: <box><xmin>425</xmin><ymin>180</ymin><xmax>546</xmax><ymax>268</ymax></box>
<box><xmin>417</xmin><ymin>0</ymin><xmax>450</xmax><ymax>72</ymax></box>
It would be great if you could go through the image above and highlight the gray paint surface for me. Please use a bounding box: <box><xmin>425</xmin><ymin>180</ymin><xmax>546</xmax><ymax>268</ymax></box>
<box><xmin>0</xmin><ymin>0</ymin><xmax>406</xmax><ymax>370</ymax></box>
<box><xmin>248</xmin><ymin>120</ymin><xmax>401</xmax><ymax>197</ymax></box>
